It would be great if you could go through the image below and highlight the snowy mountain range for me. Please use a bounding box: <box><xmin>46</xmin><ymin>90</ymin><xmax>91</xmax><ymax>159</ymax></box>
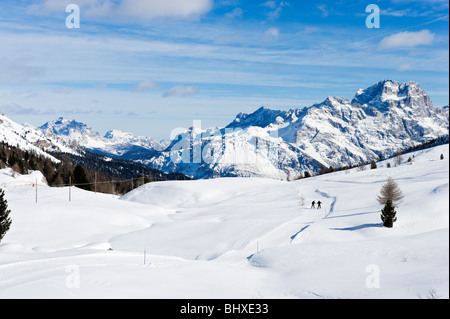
<box><xmin>1</xmin><ymin>80</ymin><xmax>449</xmax><ymax>180</ymax></box>
<box><xmin>147</xmin><ymin>80</ymin><xmax>449</xmax><ymax>179</ymax></box>
<box><xmin>0</xmin><ymin>112</ymin><xmax>76</xmax><ymax>163</ymax></box>
<box><xmin>39</xmin><ymin>117</ymin><xmax>164</xmax><ymax>160</ymax></box>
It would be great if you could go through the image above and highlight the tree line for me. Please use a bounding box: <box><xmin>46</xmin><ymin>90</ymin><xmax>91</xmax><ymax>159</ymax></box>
<box><xmin>0</xmin><ymin>141</ymin><xmax>190</xmax><ymax>196</ymax></box>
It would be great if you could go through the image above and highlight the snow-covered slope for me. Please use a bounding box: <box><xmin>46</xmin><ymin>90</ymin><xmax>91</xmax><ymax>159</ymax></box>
<box><xmin>0</xmin><ymin>113</ymin><xmax>75</xmax><ymax>162</ymax></box>
<box><xmin>0</xmin><ymin>168</ymin><xmax>47</xmax><ymax>189</ymax></box>
<box><xmin>147</xmin><ymin>80</ymin><xmax>449</xmax><ymax>179</ymax></box>
<box><xmin>0</xmin><ymin>144</ymin><xmax>448</xmax><ymax>299</ymax></box>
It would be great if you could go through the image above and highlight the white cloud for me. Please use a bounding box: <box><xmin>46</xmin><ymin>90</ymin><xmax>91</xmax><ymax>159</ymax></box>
<box><xmin>225</xmin><ymin>7</ymin><xmax>243</xmax><ymax>19</ymax></box>
<box><xmin>398</xmin><ymin>63</ymin><xmax>416</xmax><ymax>71</ymax></box>
<box><xmin>29</xmin><ymin>0</ymin><xmax>213</xmax><ymax>20</ymax></box>
<box><xmin>299</xmin><ymin>27</ymin><xmax>321</xmax><ymax>35</ymax></box>
<box><xmin>132</xmin><ymin>79</ymin><xmax>160</xmax><ymax>92</ymax></box>
<box><xmin>378</xmin><ymin>30</ymin><xmax>435</xmax><ymax>50</ymax></box>
<box><xmin>379</xmin><ymin>8</ymin><xmax>433</xmax><ymax>17</ymax></box>
<box><xmin>0</xmin><ymin>58</ymin><xmax>44</xmax><ymax>84</ymax></box>
<box><xmin>264</xmin><ymin>27</ymin><xmax>280</xmax><ymax>41</ymax></box>
<box><xmin>317</xmin><ymin>5</ymin><xmax>329</xmax><ymax>17</ymax></box>
<box><xmin>261</xmin><ymin>1</ymin><xmax>289</xmax><ymax>20</ymax></box>
<box><xmin>261</xmin><ymin>1</ymin><xmax>277</xmax><ymax>9</ymax></box>
<box><xmin>163</xmin><ymin>85</ymin><xmax>199</xmax><ymax>98</ymax></box>
<box><xmin>0</xmin><ymin>103</ymin><xmax>54</xmax><ymax>115</ymax></box>
<box><xmin>28</xmin><ymin>0</ymin><xmax>110</xmax><ymax>14</ymax></box>
<box><xmin>54</xmin><ymin>86</ymin><xmax>72</xmax><ymax>94</ymax></box>
<box><xmin>116</xmin><ymin>0</ymin><xmax>213</xmax><ymax>20</ymax></box>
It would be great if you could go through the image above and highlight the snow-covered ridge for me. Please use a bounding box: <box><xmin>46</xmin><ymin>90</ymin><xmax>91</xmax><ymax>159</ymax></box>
<box><xmin>0</xmin><ymin>113</ymin><xmax>76</xmax><ymax>162</ymax></box>
<box><xmin>38</xmin><ymin>118</ymin><xmax>164</xmax><ymax>158</ymax></box>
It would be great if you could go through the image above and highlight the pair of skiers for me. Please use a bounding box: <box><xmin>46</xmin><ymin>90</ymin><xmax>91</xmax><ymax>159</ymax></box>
<box><xmin>311</xmin><ymin>200</ymin><xmax>322</xmax><ymax>209</ymax></box>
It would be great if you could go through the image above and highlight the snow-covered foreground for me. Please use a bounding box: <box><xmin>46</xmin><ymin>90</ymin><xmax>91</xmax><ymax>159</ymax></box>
<box><xmin>0</xmin><ymin>145</ymin><xmax>448</xmax><ymax>299</ymax></box>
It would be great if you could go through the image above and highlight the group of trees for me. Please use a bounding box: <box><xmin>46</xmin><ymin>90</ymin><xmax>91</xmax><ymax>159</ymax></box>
<box><xmin>0</xmin><ymin>143</ymin><xmax>118</xmax><ymax>194</ymax></box>
<box><xmin>0</xmin><ymin>141</ymin><xmax>192</xmax><ymax>243</ymax></box>
<box><xmin>0</xmin><ymin>142</ymin><xmax>190</xmax><ymax>196</ymax></box>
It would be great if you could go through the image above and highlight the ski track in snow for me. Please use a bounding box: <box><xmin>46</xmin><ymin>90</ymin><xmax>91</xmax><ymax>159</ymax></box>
<box><xmin>315</xmin><ymin>189</ymin><xmax>337</xmax><ymax>219</ymax></box>
<box><xmin>432</xmin><ymin>183</ymin><xmax>449</xmax><ymax>194</ymax></box>
<box><xmin>288</xmin><ymin>189</ymin><xmax>337</xmax><ymax>243</ymax></box>
<box><xmin>327</xmin><ymin>201</ymin><xmax>337</xmax><ymax>218</ymax></box>
<box><xmin>290</xmin><ymin>225</ymin><xmax>311</xmax><ymax>243</ymax></box>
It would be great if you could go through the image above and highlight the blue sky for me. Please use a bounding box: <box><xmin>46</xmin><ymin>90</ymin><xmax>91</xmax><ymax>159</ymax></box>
<box><xmin>0</xmin><ymin>0</ymin><xmax>448</xmax><ymax>140</ymax></box>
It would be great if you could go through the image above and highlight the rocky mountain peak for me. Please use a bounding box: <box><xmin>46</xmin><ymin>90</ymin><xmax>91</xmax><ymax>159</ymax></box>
<box><xmin>40</xmin><ymin>118</ymin><xmax>99</xmax><ymax>138</ymax></box>
<box><xmin>352</xmin><ymin>80</ymin><xmax>432</xmax><ymax>114</ymax></box>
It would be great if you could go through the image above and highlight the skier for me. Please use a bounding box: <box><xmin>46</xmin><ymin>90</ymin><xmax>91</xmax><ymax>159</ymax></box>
<box><xmin>311</xmin><ymin>201</ymin><xmax>316</xmax><ymax>209</ymax></box>
<box><xmin>317</xmin><ymin>201</ymin><xmax>322</xmax><ymax>209</ymax></box>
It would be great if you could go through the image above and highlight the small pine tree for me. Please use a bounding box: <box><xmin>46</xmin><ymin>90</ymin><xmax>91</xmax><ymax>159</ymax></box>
<box><xmin>298</xmin><ymin>194</ymin><xmax>306</xmax><ymax>207</ymax></box>
<box><xmin>381</xmin><ymin>200</ymin><xmax>397</xmax><ymax>228</ymax></box>
<box><xmin>358</xmin><ymin>161</ymin><xmax>366</xmax><ymax>171</ymax></box>
<box><xmin>0</xmin><ymin>188</ymin><xmax>12</xmax><ymax>243</ymax></box>
<box><xmin>319</xmin><ymin>165</ymin><xmax>327</xmax><ymax>175</ymax></box>
<box><xmin>440</xmin><ymin>154</ymin><xmax>444</xmax><ymax>160</ymax></box>
<box><xmin>371</xmin><ymin>160</ymin><xmax>377</xmax><ymax>170</ymax></box>
<box><xmin>395</xmin><ymin>151</ymin><xmax>403</xmax><ymax>166</ymax></box>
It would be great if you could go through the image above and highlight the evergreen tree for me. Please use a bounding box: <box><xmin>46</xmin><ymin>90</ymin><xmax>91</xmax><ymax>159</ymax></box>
<box><xmin>0</xmin><ymin>188</ymin><xmax>12</xmax><ymax>243</ymax></box>
<box><xmin>319</xmin><ymin>165</ymin><xmax>327</xmax><ymax>175</ymax></box>
<box><xmin>73</xmin><ymin>165</ymin><xmax>91</xmax><ymax>191</ymax></box>
<box><xmin>370</xmin><ymin>160</ymin><xmax>377</xmax><ymax>170</ymax></box>
<box><xmin>381</xmin><ymin>200</ymin><xmax>397</xmax><ymax>228</ymax></box>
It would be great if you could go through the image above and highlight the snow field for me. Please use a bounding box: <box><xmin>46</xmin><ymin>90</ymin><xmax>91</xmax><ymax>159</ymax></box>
<box><xmin>0</xmin><ymin>145</ymin><xmax>448</xmax><ymax>299</ymax></box>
